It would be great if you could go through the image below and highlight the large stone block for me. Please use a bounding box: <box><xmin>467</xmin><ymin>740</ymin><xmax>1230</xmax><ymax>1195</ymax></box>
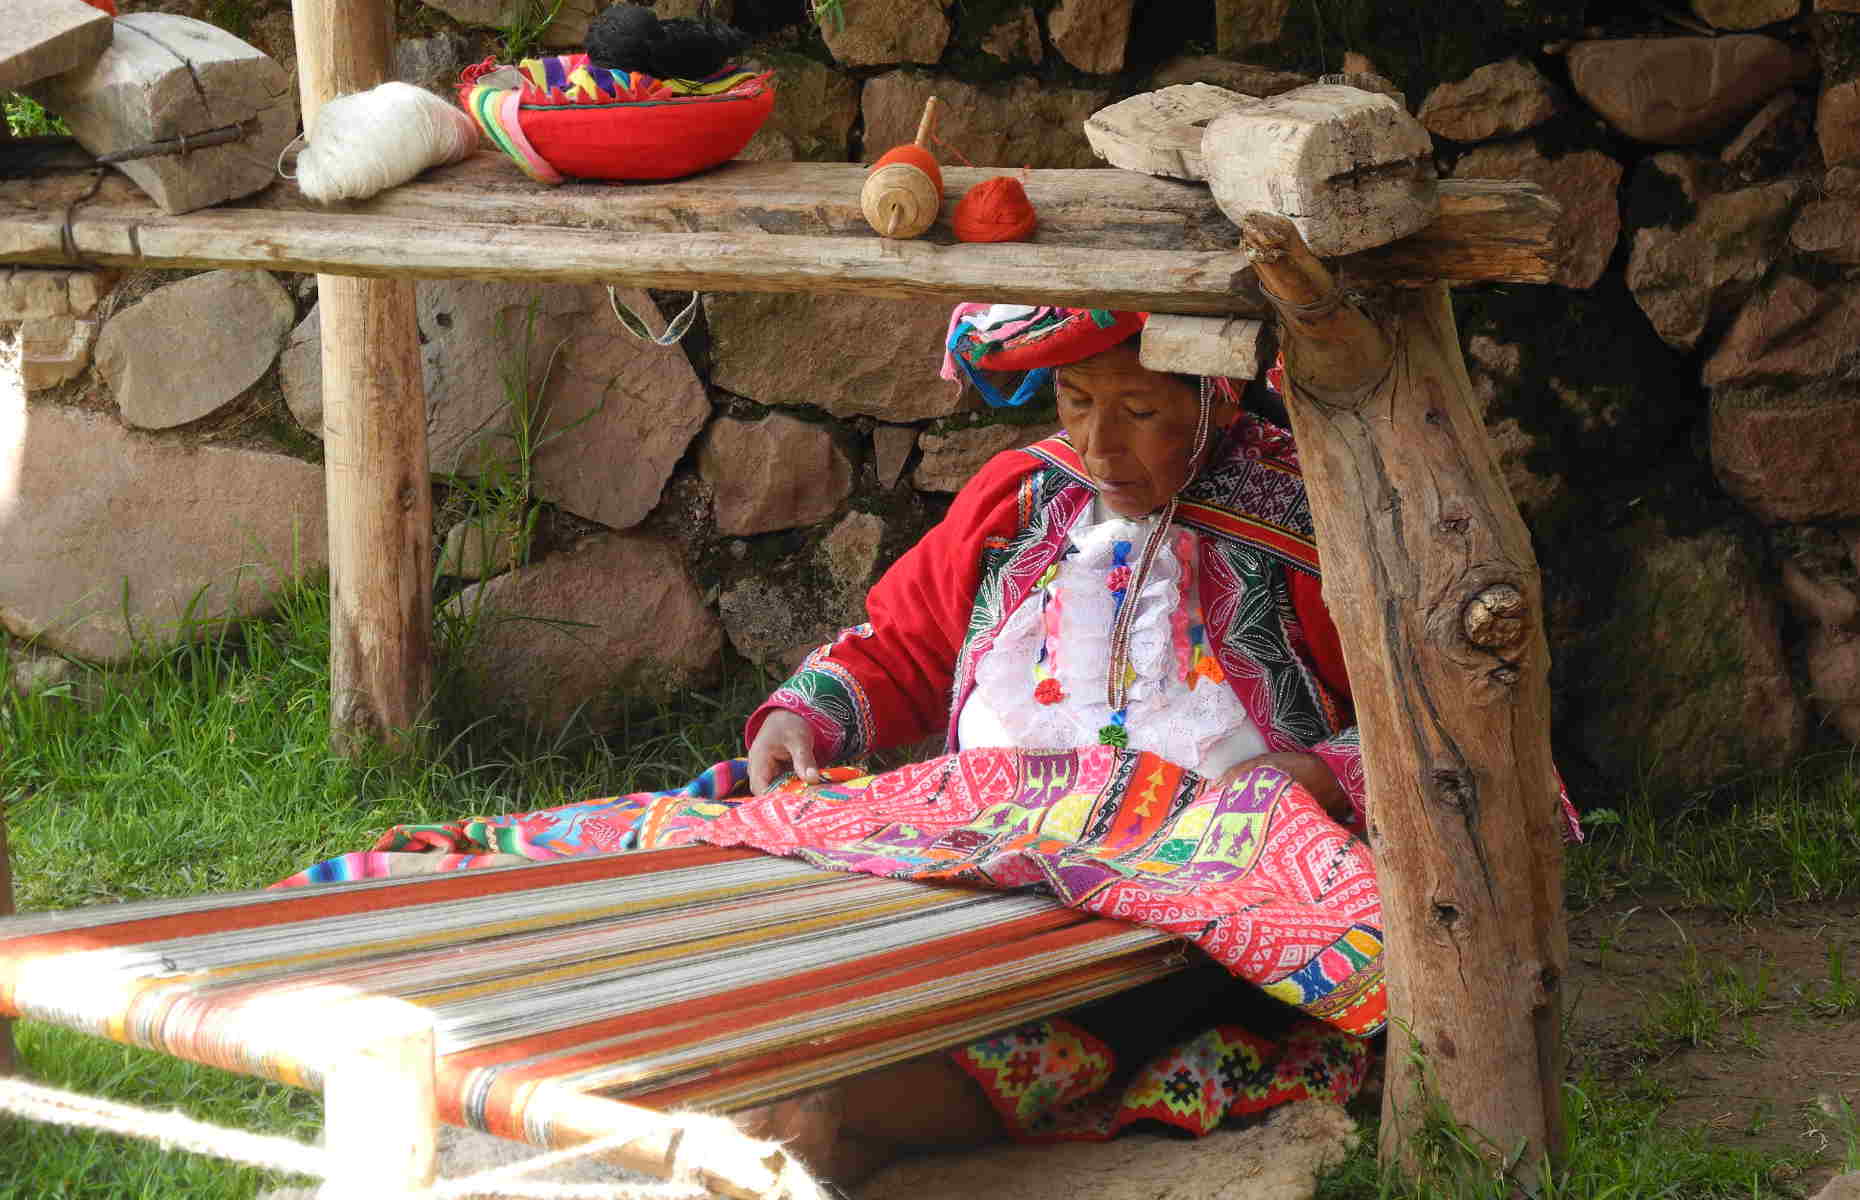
<box><xmin>418</xmin><ymin>0</ymin><xmax>593</xmax><ymax>48</ymax></box>
<box><xmin>1567</xmin><ymin>35</ymin><xmax>1807</xmax><ymax>145</ymax></box>
<box><xmin>1704</xmin><ymin>275</ymin><xmax>1860</xmax><ymax>386</ymax></box>
<box><xmin>914</xmin><ymin>422</ymin><xmax>1057</xmax><ymax>492</ymax></box>
<box><xmin>528</xmin><ymin>290</ymin><xmax>710</xmax><ymax>532</ymax></box>
<box><xmin>0</xmin><ymin>269</ymin><xmax>90</xmax><ymax>321</ymax></box>
<box><xmin>978</xmin><ymin>7</ymin><xmax>1042</xmax><ymax>65</ymax></box>
<box><xmin>1451</xmin><ymin>142</ymin><xmax>1623</xmax><ymax>289</ymax></box>
<box><xmin>1791</xmin><ymin>197</ymin><xmax>1860</xmax><ymax>262</ymax></box>
<box><xmin>705</xmin><ymin>292</ymin><xmax>965</xmax><ymax>421</ymax></box>
<box><xmin>279</xmin><ymin>306</ymin><xmax>320</xmax><ymax>434</ymax></box>
<box><xmin>819</xmin><ymin>0</ymin><xmax>951</xmax><ymax>67</ymax></box>
<box><xmin>0</xmin><ymin>0</ymin><xmax>112</xmax><ymax>92</ymax></box>
<box><xmin>1571</xmin><ymin>516</ymin><xmax>1805</xmax><ymax>794</ymax></box>
<box><xmin>1712</xmin><ymin>385</ymin><xmax>1860</xmax><ymax>522</ymax></box>
<box><xmin>1820</xmin><ymin>79</ymin><xmax>1860</xmax><ymax>168</ymax></box>
<box><xmin>443</xmin><ymin>533</ymin><xmax>721</xmax><ymax>731</ymax></box>
<box><xmin>1625</xmin><ymin>154</ymin><xmax>1801</xmax><ymax>350</ymax></box>
<box><xmin>739</xmin><ymin>54</ymin><xmax>860</xmax><ymax>163</ymax></box>
<box><xmin>1047</xmin><ymin>0</ymin><xmax>1133</xmax><ymax>74</ymax></box>
<box><xmin>862</xmin><ymin>72</ymin><xmax>1110</xmax><ymax>169</ymax></box>
<box><xmin>1149</xmin><ymin>56</ymin><xmax>1309</xmax><ymax>97</ymax></box>
<box><xmin>97</xmin><ymin>270</ymin><xmax>296</xmax><ymax>429</ymax></box>
<box><xmin>1691</xmin><ymin>0</ymin><xmax>1801</xmax><ymax>25</ymax></box>
<box><xmin>1214</xmin><ymin>0</ymin><xmax>1292</xmax><ymax>53</ymax></box>
<box><xmin>697</xmin><ymin>412</ymin><xmax>852</xmax><ymax>536</ymax></box>
<box><xmin>286</xmin><ymin>284</ymin><xmax>706</xmax><ymax>528</ymax></box>
<box><xmin>17</xmin><ymin>316</ymin><xmax>97</xmax><ymax>392</ymax></box>
<box><xmin>1418</xmin><ymin>59</ymin><xmax>1561</xmax><ymax>143</ymax></box>
<box><xmin>0</xmin><ymin>405</ymin><xmax>327</xmax><ymax>661</ymax></box>
<box><xmin>29</xmin><ymin>14</ymin><xmax>296</xmax><ymax>215</ymax></box>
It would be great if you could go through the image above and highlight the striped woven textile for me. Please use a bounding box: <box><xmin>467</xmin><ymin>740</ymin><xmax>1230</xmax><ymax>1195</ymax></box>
<box><xmin>0</xmin><ymin>846</ymin><xmax>1183</xmax><ymax>1143</ymax></box>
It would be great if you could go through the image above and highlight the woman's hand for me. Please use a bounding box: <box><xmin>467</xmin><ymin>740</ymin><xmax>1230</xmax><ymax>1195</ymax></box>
<box><xmin>748</xmin><ymin>709</ymin><xmax>823</xmax><ymax>795</ymax></box>
<box><xmin>1213</xmin><ymin>751</ymin><xmax>1352</xmax><ymax>823</ymax></box>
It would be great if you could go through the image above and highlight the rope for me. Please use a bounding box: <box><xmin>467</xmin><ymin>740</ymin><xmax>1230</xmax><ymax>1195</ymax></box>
<box><xmin>0</xmin><ymin>1077</ymin><xmax>331</xmax><ymax>1179</ymax></box>
<box><xmin>0</xmin><ymin>1076</ymin><xmax>808</xmax><ymax>1200</ymax></box>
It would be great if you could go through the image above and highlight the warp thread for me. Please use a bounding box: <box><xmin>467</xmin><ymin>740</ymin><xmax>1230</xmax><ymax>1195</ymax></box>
<box><xmin>295</xmin><ymin>82</ymin><xmax>480</xmax><ymax>205</ymax></box>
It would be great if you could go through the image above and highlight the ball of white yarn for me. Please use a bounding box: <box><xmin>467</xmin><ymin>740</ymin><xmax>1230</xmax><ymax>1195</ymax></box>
<box><xmin>296</xmin><ymin>82</ymin><xmax>480</xmax><ymax>204</ymax></box>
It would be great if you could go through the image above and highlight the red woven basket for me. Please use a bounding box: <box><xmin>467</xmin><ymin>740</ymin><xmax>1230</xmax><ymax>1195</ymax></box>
<box><xmin>461</xmin><ymin>55</ymin><xmax>775</xmax><ymax>183</ymax></box>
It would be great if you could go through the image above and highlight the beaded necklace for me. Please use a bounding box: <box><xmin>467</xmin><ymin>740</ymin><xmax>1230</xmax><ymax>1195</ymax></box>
<box><xmin>1027</xmin><ymin>374</ymin><xmax>1219</xmax><ymax>749</ymax></box>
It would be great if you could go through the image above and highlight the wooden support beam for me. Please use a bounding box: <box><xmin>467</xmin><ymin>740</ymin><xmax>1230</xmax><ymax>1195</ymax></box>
<box><xmin>0</xmin><ymin>165</ymin><xmax>1563</xmax><ymax>304</ymax></box>
<box><xmin>1242</xmin><ymin>212</ymin><xmax>1567</xmax><ymax>1184</ymax></box>
<box><xmin>293</xmin><ymin>0</ymin><xmax>432</xmax><ymax>755</ymax></box>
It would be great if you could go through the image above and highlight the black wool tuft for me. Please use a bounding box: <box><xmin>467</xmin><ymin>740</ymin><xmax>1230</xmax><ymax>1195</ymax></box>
<box><xmin>586</xmin><ymin>3</ymin><xmax>752</xmax><ymax>79</ymax></box>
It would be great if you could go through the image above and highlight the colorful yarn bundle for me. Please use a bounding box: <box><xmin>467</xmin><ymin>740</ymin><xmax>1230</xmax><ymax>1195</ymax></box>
<box><xmin>293</xmin><ymin>82</ymin><xmax>479</xmax><ymax>205</ymax></box>
<box><xmin>952</xmin><ymin>172</ymin><xmax>1037</xmax><ymax>243</ymax></box>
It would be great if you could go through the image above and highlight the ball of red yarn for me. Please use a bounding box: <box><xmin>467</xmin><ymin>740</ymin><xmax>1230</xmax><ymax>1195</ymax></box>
<box><xmin>953</xmin><ymin>175</ymin><xmax>1037</xmax><ymax>243</ymax></box>
<box><xmin>872</xmin><ymin>143</ymin><xmax>943</xmax><ymax>196</ymax></box>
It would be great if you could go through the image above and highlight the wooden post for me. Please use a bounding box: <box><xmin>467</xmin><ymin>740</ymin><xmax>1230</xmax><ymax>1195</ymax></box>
<box><xmin>1241</xmin><ymin>213</ymin><xmax>1568</xmax><ymax>1184</ymax></box>
<box><xmin>317</xmin><ymin>998</ymin><xmax>437</xmax><ymax>1198</ymax></box>
<box><xmin>0</xmin><ymin>798</ymin><xmax>15</xmax><ymax>1076</ymax></box>
<box><xmin>293</xmin><ymin>0</ymin><xmax>433</xmax><ymax>754</ymax></box>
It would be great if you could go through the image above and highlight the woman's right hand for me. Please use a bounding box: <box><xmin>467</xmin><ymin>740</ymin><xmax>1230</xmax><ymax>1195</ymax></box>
<box><xmin>748</xmin><ymin>709</ymin><xmax>822</xmax><ymax>794</ymax></box>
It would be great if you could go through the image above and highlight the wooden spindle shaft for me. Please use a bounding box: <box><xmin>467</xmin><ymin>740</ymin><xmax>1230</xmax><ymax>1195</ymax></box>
<box><xmin>913</xmin><ymin>96</ymin><xmax>942</xmax><ymax>148</ymax></box>
<box><xmin>293</xmin><ymin>0</ymin><xmax>434</xmax><ymax>756</ymax></box>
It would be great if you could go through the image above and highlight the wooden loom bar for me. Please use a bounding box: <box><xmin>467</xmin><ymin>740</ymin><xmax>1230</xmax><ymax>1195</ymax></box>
<box><xmin>319</xmin><ymin>997</ymin><xmax>438</xmax><ymax>1197</ymax></box>
<box><xmin>0</xmin><ymin>168</ymin><xmax>1561</xmax><ymax>305</ymax></box>
<box><xmin>1241</xmin><ymin>213</ymin><xmax>1567</xmax><ymax>1181</ymax></box>
<box><xmin>291</xmin><ymin>0</ymin><xmax>433</xmax><ymax>755</ymax></box>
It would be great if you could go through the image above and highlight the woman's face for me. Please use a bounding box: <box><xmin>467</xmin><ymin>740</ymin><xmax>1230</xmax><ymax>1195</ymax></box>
<box><xmin>1055</xmin><ymin>341</ymin><xmax>1221</xmax><ymax>518</ymax></box>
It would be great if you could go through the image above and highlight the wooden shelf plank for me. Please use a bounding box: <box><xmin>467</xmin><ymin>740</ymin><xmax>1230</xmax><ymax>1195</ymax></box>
<box><xmin>0</xmin><ymin>156</ymin><xmax>1561</xmax><ymax>309</ymax></box>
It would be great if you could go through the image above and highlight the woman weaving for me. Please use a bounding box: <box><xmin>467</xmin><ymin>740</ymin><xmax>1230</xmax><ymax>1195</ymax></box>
<box><xmin>292</xmin><ymin>303</ymin><xmax>1391</xmax><ymax>1181</ymax></box>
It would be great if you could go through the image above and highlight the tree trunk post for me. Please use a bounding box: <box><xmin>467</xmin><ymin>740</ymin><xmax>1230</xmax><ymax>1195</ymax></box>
<box><xmin>0</xmin><ymin>798</ymin><xmax>15</xmax><ymax>1076</ymax></box>
<box><xmin>1242</xmin><ymin>213</ymin><xmax>1569</xmax><ymax>1185</ymax></box>
<box><xmin>292</xmin><ymin>0</ymin><xmax>434</xmax><ymax>755</ymax></box>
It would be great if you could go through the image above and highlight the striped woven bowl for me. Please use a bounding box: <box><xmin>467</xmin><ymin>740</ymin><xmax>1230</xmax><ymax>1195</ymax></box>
<box><xmin>460</xmin><ymin>54</ymin><xmax>776</xmax><ymax>184</ymax></box>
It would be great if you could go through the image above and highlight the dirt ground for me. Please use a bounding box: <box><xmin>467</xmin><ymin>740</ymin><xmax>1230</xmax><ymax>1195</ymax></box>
<box><xmin>1566</xmin><ymin>897</ymin><xmax>1860</xmax><ymax>1191</ymax></box>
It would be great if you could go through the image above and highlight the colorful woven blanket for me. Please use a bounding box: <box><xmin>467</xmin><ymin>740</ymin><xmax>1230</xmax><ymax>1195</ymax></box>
<box><xmin>285</xmin><ymin>747</ymin><xmax>1384</xmax><ymax>1038</ymax></box>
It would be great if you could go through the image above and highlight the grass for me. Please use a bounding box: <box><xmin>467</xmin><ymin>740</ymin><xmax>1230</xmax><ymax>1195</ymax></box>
<box><xmin>1317</xmin><ymin>1076</ymin><xmax>1811</xmax><ymax>1200</ymax></box>
<box><xmin>4</xmin><ymin>94</ymin><xmax>68</xmax><ymax>138</ymax></box>
<box><xmin>1</xmin><ymin>579</ymin><xmax>766</xmax><ymax>1199</ymax></box>
<box><xmin>1567</xmin><ymin>761</ymin><xmax>1860</xmax><ymax>917</ymax></box>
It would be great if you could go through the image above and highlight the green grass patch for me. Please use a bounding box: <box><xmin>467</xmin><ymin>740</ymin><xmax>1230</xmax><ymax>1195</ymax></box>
<box><xmin>1</xmin><ymin>579</ymin><xmax>762</xmax><ymax>1197</ymax></box>
<box><xmin>1317</xmin><ymin>1077</ymin><xmax>1810</xmax><ymax>1200</ymax></box>
<box><xmin>1568</xmin><ymin>761</ymin><xmax>1860</xmax><ymax>916</ymax></box>
<box><xmin>4</xmin><ymin>94</ymin><xmax>68</xmax><ymax>138</ymax></box>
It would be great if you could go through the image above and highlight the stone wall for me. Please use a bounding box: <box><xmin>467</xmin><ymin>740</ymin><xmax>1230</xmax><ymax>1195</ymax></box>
<box><xmin>7</xmin><ymin>0</ymin><xmax>1860</xmax><ymax>800</ymax></box>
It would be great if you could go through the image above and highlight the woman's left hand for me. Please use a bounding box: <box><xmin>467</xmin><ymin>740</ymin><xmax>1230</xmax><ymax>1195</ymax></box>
<box><xmin>1212</xmin><ymin>752</ymin><xmax>1352</xmax><ymax>823</ymax></box>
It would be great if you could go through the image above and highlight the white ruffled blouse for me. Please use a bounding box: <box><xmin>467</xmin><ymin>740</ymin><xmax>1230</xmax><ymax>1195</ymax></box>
<box><xmin>955</xmin><ymin>504</ymin><xmax>1269</xmax><ymax>777</ymax></box>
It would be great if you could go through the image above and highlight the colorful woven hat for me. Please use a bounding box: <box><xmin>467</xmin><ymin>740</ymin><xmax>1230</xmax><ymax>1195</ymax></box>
<box><xmin>941</xmin><ymin>306</ymin><xmax>1147</xmax><ymax>407</ymax></box>
<box><xmin>460</xmin><ymin>54</ymin><xmax>775</xmax><ymax>184</ymax></box>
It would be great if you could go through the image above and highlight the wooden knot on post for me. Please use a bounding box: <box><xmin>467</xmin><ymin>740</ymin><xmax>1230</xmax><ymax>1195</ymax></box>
<box><xmin>1463</xmin><ymin>583</ymin><xmax>1526</xmax><ymax>651</ymax></box>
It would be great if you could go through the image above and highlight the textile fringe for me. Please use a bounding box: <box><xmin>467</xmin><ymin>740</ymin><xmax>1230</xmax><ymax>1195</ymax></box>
<box><xmin>0</xmin><ymin>1077</ymin><xmax>822</xmax><ymax>1200</ymax></box>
